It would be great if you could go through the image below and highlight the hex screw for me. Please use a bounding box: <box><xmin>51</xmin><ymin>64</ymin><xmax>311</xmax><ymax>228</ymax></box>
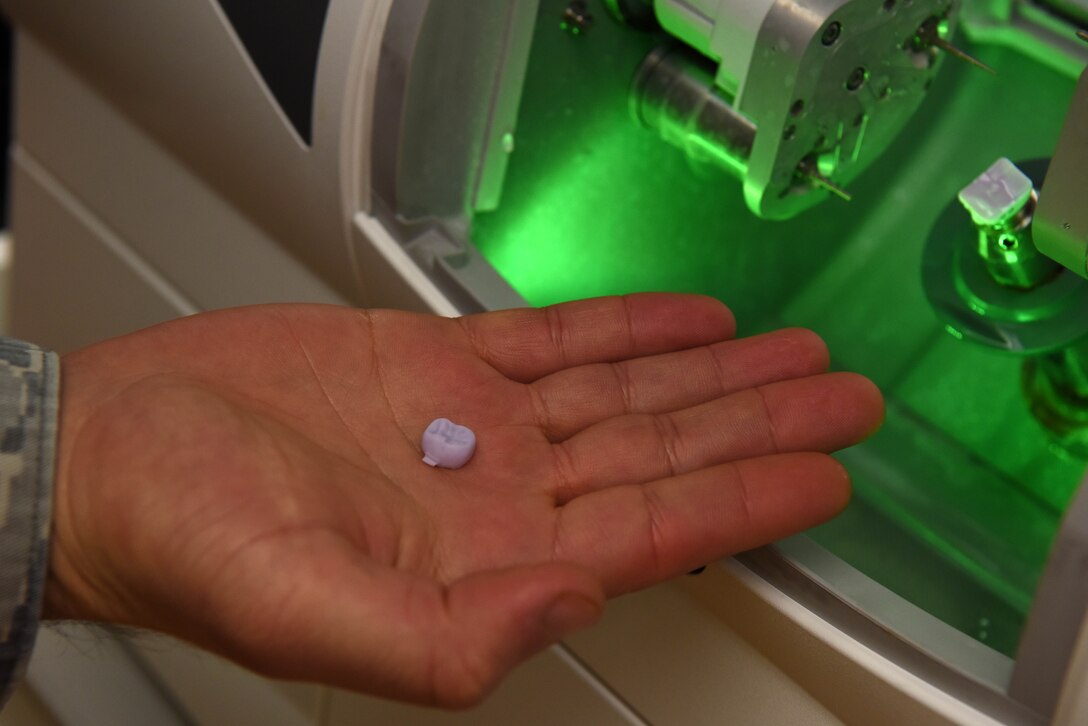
<box><xmin>822</xmin><ymin>21</ymin><xmax>842</xmax><ymax>46</ymax></box>
<box><xmin>846</xmin><ymin>67</ymin><xmax>868</xmax><ymax>91</ymax></box>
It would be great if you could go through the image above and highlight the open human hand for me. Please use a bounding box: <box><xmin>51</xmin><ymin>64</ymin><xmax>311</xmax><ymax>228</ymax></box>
<box><xmin>47</xmin><ymin>294</ymin><xmax>882</xmax><ymax>707</ymax></box>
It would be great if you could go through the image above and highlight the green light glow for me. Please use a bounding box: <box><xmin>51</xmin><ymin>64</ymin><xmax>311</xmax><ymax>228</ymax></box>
<box><xmin>685</xmin><ymin>132</ymin><xmax>748</xmax><ymax>177</ymax></box>
<box><xmin>473</xmin><ymin>0</ymin><xmax>1081</xmax><ymax>658</ymax></box>
<box><xmin>961</xmin><ymin>0</ymin><xmax>1088</xmax><ymax>78</ymax></box>
<box><xmin>477</xmin><ymin>117</ymin><xmax>650</xmax><ymax>305</ymax></box>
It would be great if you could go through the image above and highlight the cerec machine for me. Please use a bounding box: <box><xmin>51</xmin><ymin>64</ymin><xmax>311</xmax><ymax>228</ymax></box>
<box><xmin>2</xmin><ymin>1</ymin><xmax>1088</xmax><ymax>724</ymax></box>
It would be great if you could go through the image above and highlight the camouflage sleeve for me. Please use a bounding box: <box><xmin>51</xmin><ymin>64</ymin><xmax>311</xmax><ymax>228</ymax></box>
<box><xmin>0</xmin><ymin>338</ymin><xmax>58</xmax><ymax>706</ymax></box>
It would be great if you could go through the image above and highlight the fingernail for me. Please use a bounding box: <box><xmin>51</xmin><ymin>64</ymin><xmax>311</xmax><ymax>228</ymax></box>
<box><xmin>544</xmin><ymin>593</ymin><xmax>602</xmax><ymax>640</ymax></box>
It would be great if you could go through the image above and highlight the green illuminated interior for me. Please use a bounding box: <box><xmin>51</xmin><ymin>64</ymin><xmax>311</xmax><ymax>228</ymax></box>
<box><xmin>471</xmin><ymin>1</ymin><xmax>1082</xmax><ymax>658</ymax></box>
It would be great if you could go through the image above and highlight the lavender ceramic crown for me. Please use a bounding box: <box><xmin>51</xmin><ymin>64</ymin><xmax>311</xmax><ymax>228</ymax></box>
<box><xmin>421</xmin><ymin>418</ymin><xmax>476</xmax><ymax>469</ymax></box>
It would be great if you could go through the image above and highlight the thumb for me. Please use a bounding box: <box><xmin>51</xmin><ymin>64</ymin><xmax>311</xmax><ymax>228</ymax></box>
<box><xmin>217</xmin><ymin>553</ymin><xmax>605</xmax><ymax>709</ymax></box>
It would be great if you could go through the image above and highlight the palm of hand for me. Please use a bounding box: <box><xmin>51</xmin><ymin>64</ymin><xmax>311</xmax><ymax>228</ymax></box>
<box><xmin>49</xmin><ymin>295</ymin><xmax>881</xmax><ymax>705</ymax></box>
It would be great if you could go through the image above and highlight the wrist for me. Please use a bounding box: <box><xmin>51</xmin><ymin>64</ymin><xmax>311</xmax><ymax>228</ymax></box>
<box><xmin>44</xmin><ymin>350</ymin><xmax>127</xmax><ymax>625</ymax></box>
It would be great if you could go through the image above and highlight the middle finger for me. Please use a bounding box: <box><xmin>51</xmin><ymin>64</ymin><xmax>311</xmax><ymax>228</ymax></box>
<box><xmin>549</xmin><ymin>372</ymin><xmax>882</xmax><ymax>503</ymax></box>
<box><xmin>528</xmin><ymin>328</ymin><xmax>830</xmax><ymax>441</ymax></box>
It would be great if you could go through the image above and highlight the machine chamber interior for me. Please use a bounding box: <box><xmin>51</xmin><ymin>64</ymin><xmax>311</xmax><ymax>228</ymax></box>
<box><xmin>464</xmin><ymin>0</ymin><xmax>1083</xmax><ymax>660</ymax></box>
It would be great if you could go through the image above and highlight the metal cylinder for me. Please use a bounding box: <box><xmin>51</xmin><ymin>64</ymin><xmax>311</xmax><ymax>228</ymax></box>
<box><xmin>977</xmin><ymin>194</ymin><xmax>1063</xmax><ymax>291</ymax></box>
<box><xmin>632</xmin><ymin>46</ymin><xmax>756</xmax><ymax>178</ymax></box>
<box><xmin>1024</xmin><ymin>338</ymin><xmax>1088</xmax><ymax>459</ymax></box>
<box><xmin>653</xmin><ymin>0</ymin><xmax>778</xmax><ymax>93</ymax></box>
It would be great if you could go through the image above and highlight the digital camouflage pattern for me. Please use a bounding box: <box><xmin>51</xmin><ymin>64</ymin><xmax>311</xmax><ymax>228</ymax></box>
<box><xmin>0</xmin><ymin>339</ymin><xmax>57</xmax><ymax>706</ymax></box>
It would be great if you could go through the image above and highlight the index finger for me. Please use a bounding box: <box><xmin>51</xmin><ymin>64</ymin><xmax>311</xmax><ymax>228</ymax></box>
<box><xmin>457</xmin><ymin>294</ymin><xmax>736</xmax><ymax>383</ymax></box>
